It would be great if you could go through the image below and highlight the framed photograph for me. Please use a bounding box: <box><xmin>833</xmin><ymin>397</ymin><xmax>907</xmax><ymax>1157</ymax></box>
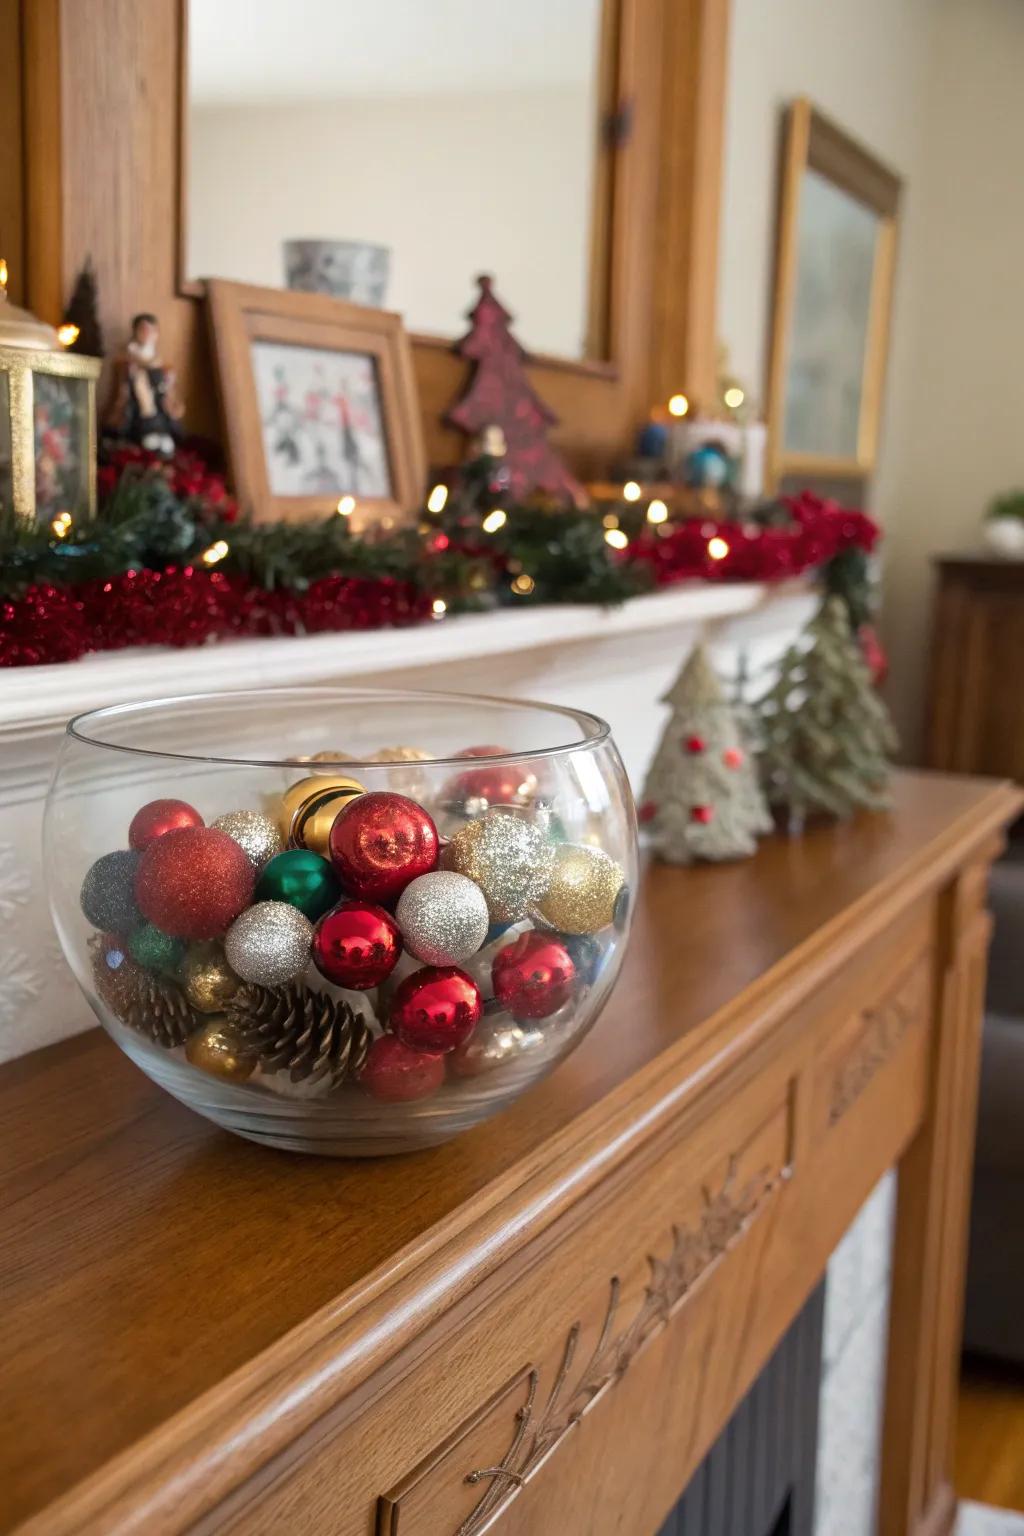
<box><xmin>205</xmin><ymin>280</ymin><xmax>426</xmax><ymax>524</ymax></box>
<box><xmin>765</xmin><ymin>99</ymin><xmax>901</xmax><ymax>488</ymax></box>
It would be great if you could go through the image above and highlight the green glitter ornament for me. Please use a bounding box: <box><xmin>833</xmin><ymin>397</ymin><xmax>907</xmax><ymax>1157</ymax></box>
<box><xmin>128</xmin><ymin>922</ymin><xmax>185</xmax><ymax>977</ymax></box>
<box><xmin>256</xmin><ymin>848</ymin><xmax>342</xmax><ymax>921</ymax></box>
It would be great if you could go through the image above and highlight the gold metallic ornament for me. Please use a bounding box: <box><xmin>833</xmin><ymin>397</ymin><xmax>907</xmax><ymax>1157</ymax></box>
<box><xmin>278</xmin><ymin>774</ymin><xmax>366</xmax><ymax>856</ymax></box>
<box><xmin>535</xmin><ymin>843</ymin><xmax>625</xmax><ymax>934</ymax></box>
<box><xmin>366</xmin><ymin>745</ymin><xmax>433</xmax><ymax>762</ymax></box>
<box><xmin>182</xmin><ymin>942</ymin><xmax>240</xmax><ymax>1014</ymax></box>
<box><xmin>441</xmin><ymin>809</ymin><xmax>554</xmax><ymax>923</ymax></box>
<box><xmin>185</xmin><ymin>1018</ymin><xmax>257</xmax><ymax>1081</ymax></box>
<box><xmin>293</xmin><ymin>748</ymin><xmax>355</xmax><ymax>763</ymax></box>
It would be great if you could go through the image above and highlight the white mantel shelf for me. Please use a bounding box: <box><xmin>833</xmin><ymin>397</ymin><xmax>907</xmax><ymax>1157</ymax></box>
<box><xmin>0</xmin><ymin>579</ymin><xmax>811</xmax><ymax>731</ymax></box>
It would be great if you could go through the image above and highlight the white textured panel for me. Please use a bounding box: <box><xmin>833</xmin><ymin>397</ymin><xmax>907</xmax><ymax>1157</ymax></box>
<box><xmin>957</xmin><ymin>1505</ymin><xmax>1024</xmax><ymax>1536</ymax></box>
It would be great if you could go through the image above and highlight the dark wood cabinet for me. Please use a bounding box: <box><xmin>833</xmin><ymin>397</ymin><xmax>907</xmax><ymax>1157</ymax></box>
<box><xmin>927</xmin><ymin>557</ymin><xmax>1024</xmax><ymax>779</ymax></box>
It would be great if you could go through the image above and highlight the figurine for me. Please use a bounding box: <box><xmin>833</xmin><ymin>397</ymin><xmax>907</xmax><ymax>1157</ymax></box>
<box><xmin>107</xmin><ymin>312</ymin><xmax>183</xmax><ymax>455</ymax></box>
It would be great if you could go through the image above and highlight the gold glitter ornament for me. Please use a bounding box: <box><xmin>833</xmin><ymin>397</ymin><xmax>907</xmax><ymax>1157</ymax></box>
<box><xmin>536</xmin><ymin>843</ymin><xmax>625</xmax><ymax>934</ymax></box>
<box><xmin>367</xmin><ymin>746</ymin><xmax>433</xmax><ymax>763</ymax></box>
<box><xmin>441</xmin><ymin>810</ymin><xmax>554</xmax><ymax>923</ymax></box>
<box><xmin>278</xmin><ymin>774</ymin><xmax>365</xmax><ymax>856</ymax></box>
<box><xmin>185</xmin><ymin>1018</ymin><xmax>257</xmax><ymax>1081</ymax></box>
<box><xmin>182</xmin><ymin>941</ymin><xmax>241</xmax><ymax>1014</ymax></box>
<box><xmin>212</xmin><ymin>810</ymin><xmax>284</xmax><ymax>873</ymax></box>
<box><xmin>366</xmin><ymin>746</ymin><xmax>434</xmax><ymax>799</ymax></box>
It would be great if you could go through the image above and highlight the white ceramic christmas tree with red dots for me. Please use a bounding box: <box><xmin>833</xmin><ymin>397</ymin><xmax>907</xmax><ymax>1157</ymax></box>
<box><xmin>640</xmin><ymin>641</ymin><xmax>771</xmax><ymax>863</ymax></box>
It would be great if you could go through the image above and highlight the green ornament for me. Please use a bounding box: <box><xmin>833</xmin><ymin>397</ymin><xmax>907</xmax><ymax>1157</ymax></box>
<box><xmin>256</xmin><ymin>848</ymin><xmax>341</xmax><ymax>921</ymax></box>
<box><xmin>128</xmin><ymin>922</ymin><xmax>185</xmax><ymax>977</ymax></box>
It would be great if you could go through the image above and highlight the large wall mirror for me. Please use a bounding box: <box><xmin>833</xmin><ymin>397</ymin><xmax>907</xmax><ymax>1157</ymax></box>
<box><xmin>183</xmin><ymin>0</ymin><xmax>620</xmax><ymax>364</ymax></box>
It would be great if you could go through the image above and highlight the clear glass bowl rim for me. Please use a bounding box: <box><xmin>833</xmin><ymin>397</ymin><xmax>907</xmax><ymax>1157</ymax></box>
<box><xmin>65</xmin><ymin>686</ymin><xmax>613</xmax><ymax>770</ymax></box>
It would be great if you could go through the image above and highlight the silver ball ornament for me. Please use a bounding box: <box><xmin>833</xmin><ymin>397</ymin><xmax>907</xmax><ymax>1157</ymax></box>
<box><xmin>441</xmin><ymin>810</ymin><xmax>555</xmax><ymax>924</ymax></box>
<box><xmin>450</xmin><ymin>1015</ymin><xmax>546</xmax><ymax>1078</ymax></box>
<box><xmin>396</xmin><ymin>871</ymin><xmax>489</xmax><ymax>967</ymax></box>
<box><xmin>213</xmin><ymin>810</ymin><xmax>285</xmax><ymax>873</ymax></box>
<box><xmin>224</xmin><ymin>901</ymin><xmax>313</xmax><ymax>986</ymax></box>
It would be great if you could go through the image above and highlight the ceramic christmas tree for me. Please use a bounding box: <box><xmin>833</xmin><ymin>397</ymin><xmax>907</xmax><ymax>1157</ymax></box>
<box><xmin>446</xmin><ymin>275</ymin><xmax>584</xmax><ymax>506</ymax></box>
<box><xmin>641</xmin><ymin>642</ymin><xmax>771</xmax><ymax>863</ymax></box>
<box><xmin>755</xmin><ymin>594</ymin><xmax>897</xmax><ymax>829</ymax></box>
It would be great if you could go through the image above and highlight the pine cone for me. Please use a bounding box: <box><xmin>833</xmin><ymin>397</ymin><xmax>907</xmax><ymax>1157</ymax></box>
<box><xmin>226</xmin><ymin>981</ymin><xmax>372</xmax><ymax>1088</ymax></box>
<box><xmin>91</xmin><ymin>938</ymin><xmax>196</xmax><ymax>1048</ymax></box>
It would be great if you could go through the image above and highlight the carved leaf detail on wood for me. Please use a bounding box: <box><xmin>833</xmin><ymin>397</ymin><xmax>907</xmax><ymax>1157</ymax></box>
<box><xmin>829</xmin><ymin>965</ymin><xmax>922</xmax><ymax>1126</ymax></box>
<box><xmin>455</xmin><ymin>1159</ymin><xmax>778</xmax><ymax>1536</ymax></box>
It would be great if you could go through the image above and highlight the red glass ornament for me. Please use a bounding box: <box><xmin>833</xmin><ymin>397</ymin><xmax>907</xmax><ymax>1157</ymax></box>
<box><xmin>690</xmin><ymin>805</ymin><xmax>715</xmax><ymax>825</ymax></box>
<box><xmin>722</xmin><ymin>747</ymin><xmax>744</xmax><ymax>769</ymax></box>
<box><xmin>858</xmin><ymin>622</ymin><xmax>889</xmax><ymax>686</ymax></box>
<box><xmin>359</xmin><ymin>1035</ymin><xmax>445</xmax><ymax>1103</ymax></box>
<box><xmin>328</xmin><ymin>791</ymin><xmax>438</xmax><ymax>904</ymax></box>
<box><xmin>135</xmin><ymin>826</ymin><xmax>254</xmax><ymax>940</ymax></box>
<box><xmin>129</xmin><ymin>798</ymin><xmax>204</xmax><ymax>850</ymax></box>
<box><xmin>684</xmin><ymin>735</ymin><xmax>706</xmax><ymax>754</ymax></box>
<box><xmin>389</xmin><ymin>965</ymin><xmax>482</xmax><ymax>1053</ymax></box>
<box><xmin>492</xmin><ymin>930</ymin><xmax>576</xmax><ymax>1020</ymax></box>
<box><xmin>638</xmin><ymin>800</ymin><xmax>658</xmax><ymax>824</ymax></box>
<box><xmin>449</xmin><ymin>745</ymin><xmax>532</xmax><ymax>807</ymax></box>
<box><xmin>312</xmin><ymin>900</ymin><xmax>402</xmax><ymax>990</ymax></box>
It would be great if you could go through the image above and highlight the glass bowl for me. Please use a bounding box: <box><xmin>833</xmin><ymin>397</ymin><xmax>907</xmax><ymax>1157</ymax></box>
<box><xmin>44</xmin><ymin>688</ymin><xmax>637</xmax><ymax>1156</ymax></box>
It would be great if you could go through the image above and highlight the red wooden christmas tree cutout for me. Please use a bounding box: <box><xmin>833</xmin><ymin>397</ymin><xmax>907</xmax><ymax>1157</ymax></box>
<box><xmin>446</xmin><ymin>275</ymin><xmax>585</xmax><ymax>506</ymax></box>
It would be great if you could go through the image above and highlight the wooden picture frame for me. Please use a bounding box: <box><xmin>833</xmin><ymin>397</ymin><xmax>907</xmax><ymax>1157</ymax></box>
<box><xmin>765</xmin><ymin>98</ymin><xmax>901</xmax><ymax>490</ymax></box>
<box><xmin>205</xmin><ymin>279</ymin><xmax>426</xmax><ymax>525</ymax></box>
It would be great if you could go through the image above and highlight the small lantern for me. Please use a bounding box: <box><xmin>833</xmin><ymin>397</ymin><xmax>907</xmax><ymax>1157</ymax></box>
<box><xmin>0</xmin><ymin>260</ymin><xmax>101</xmax><ymax>526</ymax></box>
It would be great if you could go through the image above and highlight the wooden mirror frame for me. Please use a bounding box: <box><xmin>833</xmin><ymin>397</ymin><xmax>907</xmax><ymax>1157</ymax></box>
<box><xmin>13</xmin><ymin>0</ymin><xmax>729</xmax><ymax>480</ymax></box>
<box><xmin>764</xmin><ymin>98</ymin><xmax>901</xmax><ymax>490</ymax></box>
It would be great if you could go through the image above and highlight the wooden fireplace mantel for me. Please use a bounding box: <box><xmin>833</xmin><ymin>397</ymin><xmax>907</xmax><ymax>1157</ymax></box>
<box><xmin>1</xmin><ymin>772</ymin><xmax>1019</xmax><ymax>1536</ymax></box>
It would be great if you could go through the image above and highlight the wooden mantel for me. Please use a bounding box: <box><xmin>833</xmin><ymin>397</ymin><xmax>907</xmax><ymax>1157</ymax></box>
<box><xmin>1</xmin><ymin>772</ymin><xmax>1019</xmax><ymax>1536</ymax></box>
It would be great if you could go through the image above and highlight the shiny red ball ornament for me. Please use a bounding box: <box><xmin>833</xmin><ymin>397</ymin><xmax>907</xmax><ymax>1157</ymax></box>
<box><xmin>312</xmin><ymin>900</ymin><xmax>402</xmax><ymax>990</ymax></box>
<box><xmin>684</xmin><ymin>735</ymin><xmax>706</xmax><ymax>754</ymax></box>
<box><xmin>135</xmin><ymin>826</ymin><xmax>255</xmax><ymax>940</ymax></box>
<box><xmin>722</xmin><ymin>747</ymin><xmax>744</xmax><ymax>769</ymax></box>
<box><xmin>690</xmin><ymin>804</ymin><xmax>715</xmax><ymax>824</ymax></box>
<box><xmin>328</xmin><ymin>791</ymin><xmax>438</xmax><ymax>904</ymax></box>
<box><xmin>129</xmin><ymin>798</ymin><xmax>204</xmax><ymax>850</ymax></box>
<box><xmin>359</xmin><ymin>1035</ymin><xmax>446</xmax><ymax>1103</ymax></box>
<box><xmin>450</xmin><ymin>743</ymin><xmax>534</xmax><ymax>807</ymax></box>
<box><xmin>389</xmin><ymin>965</ymin><xmax>482</xmax><ymax>1053</ymax></box>
<box><xmin>638</xmin><ymin>800</ymin><xmax>658</xmax><ymax>824</ymax></box>
<box><xmin>492</xmin><ymin>930</ymin><xmax>576</xmax><ymax>1020</ymax></box>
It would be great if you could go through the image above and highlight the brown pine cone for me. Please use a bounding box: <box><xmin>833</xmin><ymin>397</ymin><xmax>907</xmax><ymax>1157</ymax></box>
<box><xmin>91</xmin><ymin>937</ymin><xmax>196</xmax><ymax>1049</ymax></box>
<box><xmin>226</xmin><ymin>981</ymin><xmax>372</xmax><ymax>1088</ymax></box>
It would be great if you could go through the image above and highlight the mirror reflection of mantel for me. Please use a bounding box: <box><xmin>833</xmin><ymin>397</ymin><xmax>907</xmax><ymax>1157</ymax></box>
<box><xmin>181</xmin><ymin>0</ymin><xmax>622</xmax><ymax>368</ymax></box>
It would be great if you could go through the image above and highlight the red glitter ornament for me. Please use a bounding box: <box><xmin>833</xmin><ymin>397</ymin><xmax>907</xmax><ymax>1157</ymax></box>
<box><xmin>684</xmin><ymin>735</ymin><xmax>706</xmax><ymax>754</ymax></box>
<box><xmin>690</xmin><ymin>805</ymin><xmax>715</xmax><ymax>825</ymax></box>
<box><xmin>129</xmin><ymin>798</ymin><xmax>204</xmax><ymax>850</ymax></box>
<box><xmin>359</xmin><ymin>1035</ymin><xmax>446</xmax><ymax>1103</ymax></box>
<box><xmin>312</xmin><ymin>900</ymin><xmax>402</xmax><ymax>990</ymax></box>
<box><xmin>638</xmin><ymin>800</ymin><xmax>658</xmax><ymax>824</ymax></box>
<box><xmin>135</xmin><ymin>826</ymin><xmax>255</xmax><ymax>939</ymax></box>
<box><xmin>492</xmin><ymin>930</ymin><xmax>576</xmax><ymax>1020</ymax></box>
<box><xmin>722</xmin><ymin>747</ymin><xmax>744</xmax><ymax>769</ymax></box>
<box><xmin>328</xmin><ymin>791</ymin><xmax>438</xmax><ymax>904</ymax></box>
<box><xmin>389</xmin><ymin>965</ymin><xmax>482</xmax><ymax>1053</ymax></box>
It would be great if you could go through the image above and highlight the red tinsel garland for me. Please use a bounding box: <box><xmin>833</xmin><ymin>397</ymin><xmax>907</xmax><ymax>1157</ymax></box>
<box><xmin>0</xmin><ymin>483</ymin><xmax>876</xmax><ymax>668</ymax></box>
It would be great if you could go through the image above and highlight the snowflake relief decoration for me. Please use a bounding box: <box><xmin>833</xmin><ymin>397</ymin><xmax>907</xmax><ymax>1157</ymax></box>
<box><xmin>446</xmin><ymin>275</ymin><xmax>586</xmax><ymax>506</ymax></box>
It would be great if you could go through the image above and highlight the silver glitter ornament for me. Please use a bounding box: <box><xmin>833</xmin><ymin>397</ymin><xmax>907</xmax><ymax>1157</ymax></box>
<box><xmin>396</xmin><ymin>871</ymin><xmax>489</xmax><ymax>967</ymax></box>
<box><xmin>441</xmin><ymin>810</ymin><xmax>555</xmax><ymax>924</ymax></box>
<box><xmin>213</xmin><ymin>810</ymin><xmax>285</xmax><ymax>873</ymax></box>
<box><xmin>224</xmin><ymin>901</ymin><xmax>313</xmax><ymax>986</ymax></box>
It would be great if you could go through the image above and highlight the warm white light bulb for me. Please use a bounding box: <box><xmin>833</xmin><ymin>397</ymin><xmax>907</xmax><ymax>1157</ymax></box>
<box><xmin>431</xmin><ymin>597</ymin><xmax>447</xmax><ymax>616</ymax></box>
<box><xmin>337</xmin><ymin>495</ymin><xmax>356</xmax><ymax>517</ymax></box>
<box><xmin>481</xmin><ymin>508</ymin><xmax>507</xmax><ymax>533</ymax></box>
<box><xmin>201</xmin><ymin>538</ymin><xmax>230</xmax><ymax>565</ymax></box>
<box><xmin>723</xmin><ymin>386</ymin><xmax>745</xmax><ymax>410</ymax></box>
<box><xmin>668</xmin><ymin>394</ymin><xmax>689</xmax><ymax>418</ymax></box>
<box><xmin>605</xmin><ymin>528</ymin><xmax>629</xmax><ymax>550</ymax></box>
<box><xmin>622</xmin><ymin>481</ymin><xmax>642</xmax><ymax>503</ymax></box>
<box><xmin>646</xmin><ymin>499</ymin><xmax>669</xmax><ymax>524</ymax></box>
<box><xmin>707</xmin><ymin>536</ymin><xmax>730</xmax><ymax>561</ymax></box>
<box><xmin>427</xmin><ymin>484</ymin><xmax>448</xmax><ymax>514</ymax></box>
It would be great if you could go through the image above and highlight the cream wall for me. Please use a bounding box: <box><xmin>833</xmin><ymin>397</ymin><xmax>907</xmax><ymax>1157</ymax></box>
<box><xmin>718</xmin><ymin>0</ymin><xmax>1024</xmax><ymax>754</ymax></box>
<box><xmin>188</xmin><ymin>90</ymin><xmax>595</xmax><ymax>359</ymax></box>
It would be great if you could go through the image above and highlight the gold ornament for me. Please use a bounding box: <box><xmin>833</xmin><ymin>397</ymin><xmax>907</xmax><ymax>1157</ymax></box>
<box><xmin>182</xmin><ymin>942</ymin><xmax>240</xmax><ymax>1014</ymax></box>
<box><xmin>442</xmin><ymin>809</ymin><xmax>554</xmax><ymax>923</ymax></box>
<box><xmin>366</xmin><ymin>745</ymin><xmax>433</xmax><ymax>762</ymax></box>
<box><xmin>185</xmin><ymin>1019</ymin><xmax>257</xmax><ymax>1082</ymax></box>
<box><xmin>536</xmin><ymin>843</ymin><xmax>625</xmax><ymax>934</ymax></box>
<box><xmin>293</xmin><ymin>748</ymin><xmax>355</xmax><ymax>763</ymax></box>
<box><xmin>278</xmin><ymin>774</ymin><xmax>365</xmax><ymax>856</ymax></box>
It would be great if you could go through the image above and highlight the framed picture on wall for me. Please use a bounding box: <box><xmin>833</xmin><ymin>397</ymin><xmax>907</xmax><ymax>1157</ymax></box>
<box><xmin>765</xmin><ymin>99</ymin><xmax>901</xmax><ymax>489</ymax></box>
<box><xmin>205</xmin><ymin>280</ymin><xmax>426</xmax><ymax>524</ymax></box>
